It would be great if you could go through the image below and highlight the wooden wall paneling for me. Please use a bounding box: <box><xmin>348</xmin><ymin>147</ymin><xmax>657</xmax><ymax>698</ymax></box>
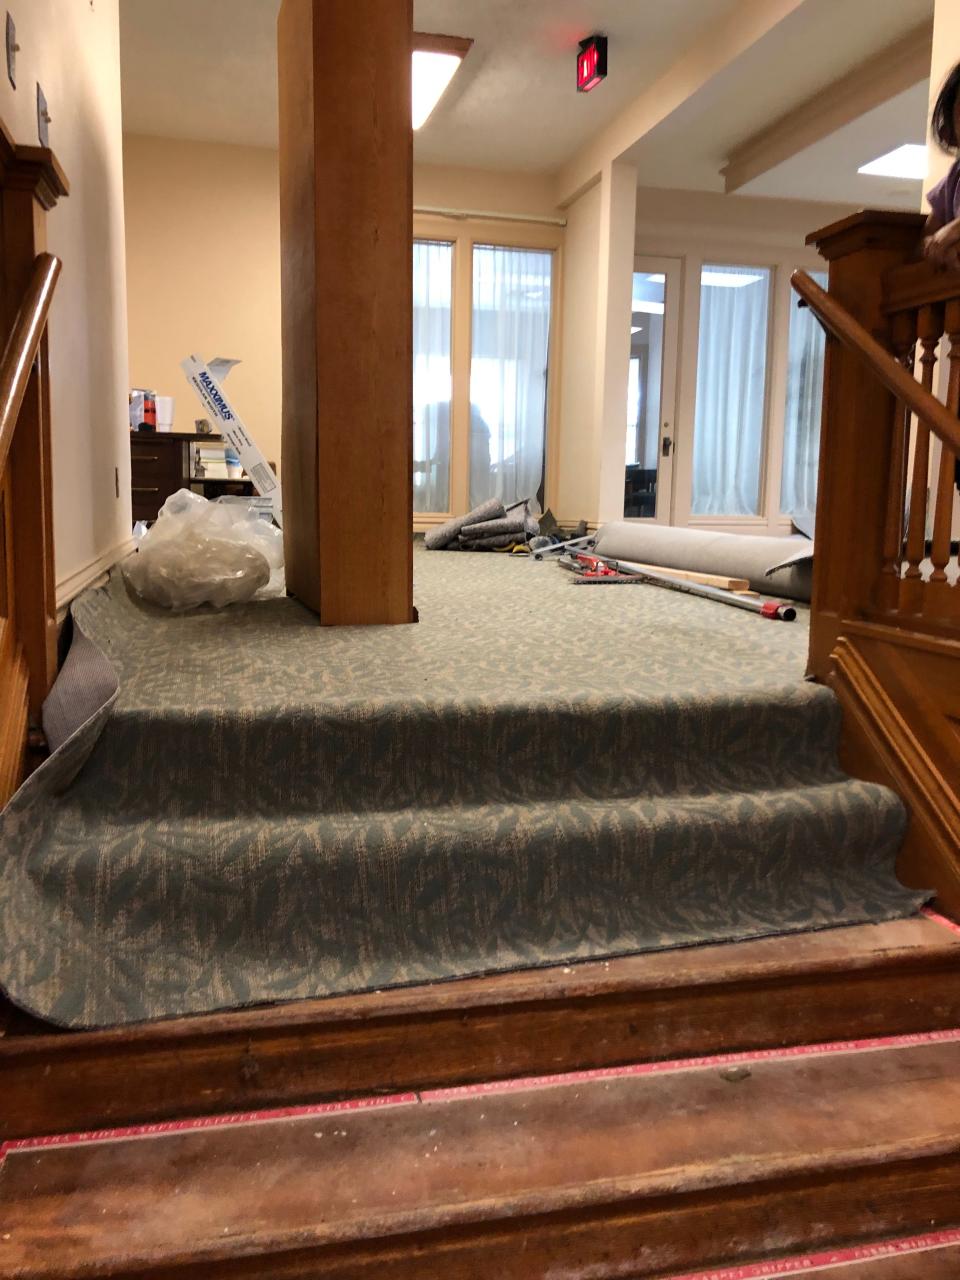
<box><xmin>803</xmin><ymin>213</ymin><xmax>927</xmax><ymax>680</ymax></box>
<box><xmin>830</xmin><ymin>623</ymin><xmax>960</xmax><ymax>913</ymax></box>
<box><xmin>0</xmin><ymin>130</ymin><xmax>66</xmax><ymax>791</ymax></box>
<box><xmin>278</xmin><ymin>0</ymin><xmax>413</xmax><ymax>625</ymax></box>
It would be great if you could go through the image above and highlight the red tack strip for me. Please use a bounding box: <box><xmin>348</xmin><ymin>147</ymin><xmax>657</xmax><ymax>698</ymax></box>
<box><xmin>660</xmin><ymin>1227</ymin><xmax>960</xmax><ymax>1278</ymax></box>
<box><xmin>0</xmin><ymin>1091</ymin><xmax>417</xmax><ymax>1162</ymax></box>
<box><xmin>6</xmin><ymin>1026</ymin><xmax>960</xmax><ymax>1164</ymax></box>
<box><xmin>921</xmin><ymin>904</ymin><xmax>960</xmax><ymax>938</ymax></box>
<box><xmin>420</xmin><ymin>1026</ymin><xmax>960</xmax><ymax>1101</ymax></box>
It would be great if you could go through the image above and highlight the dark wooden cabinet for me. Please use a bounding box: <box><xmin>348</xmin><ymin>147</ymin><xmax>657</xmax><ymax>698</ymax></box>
<box><xmin>130</xmin><ymin>432</ymin><xmax>258</xmax><ymax>522</ymax></box>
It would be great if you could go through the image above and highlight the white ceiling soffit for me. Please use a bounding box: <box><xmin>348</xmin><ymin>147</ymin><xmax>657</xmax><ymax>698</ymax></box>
<box><xmin>120</xmin><ymin>0</ymin><xmax>744</xmax><ymax>166</ymax></box>
<box><xmin>621</xmin><ymin>0</ymin><xmax>934</xmax><ymax>198</ymax></box>
<box><xmin>740</xmin><ymin>81</ymin><xmax>930</xmax><ymax>210</ymax></box>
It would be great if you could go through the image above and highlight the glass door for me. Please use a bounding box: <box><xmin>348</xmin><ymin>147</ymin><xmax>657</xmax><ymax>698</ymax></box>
<box><xmin>624</xmin><ymin>256</ymin><xmax>681</xmax><ymax>522</ymax></box>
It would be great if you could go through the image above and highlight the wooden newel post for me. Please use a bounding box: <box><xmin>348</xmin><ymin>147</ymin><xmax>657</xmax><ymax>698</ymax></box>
<box><xmin>278</xmin><ymin>0</ymin><xmax>414</xmax><ymax>625</ymax></box>
<box><xmin>804</xmin><ymin>212</ymin><xmax>926</xmax><ymax>680</ymax></box>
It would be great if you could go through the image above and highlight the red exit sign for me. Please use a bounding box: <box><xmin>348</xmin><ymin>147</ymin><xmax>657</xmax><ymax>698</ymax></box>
<box><xmin>577</xmin><ymin>35</ymin><xmax>607</xmax><ymax>93</ymax></box>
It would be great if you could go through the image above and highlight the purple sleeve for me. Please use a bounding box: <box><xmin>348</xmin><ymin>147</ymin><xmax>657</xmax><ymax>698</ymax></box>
<box><xmin>927</xmin><ymin>172</ymin><xmax>950</xmax><ymax>224</ymax></box>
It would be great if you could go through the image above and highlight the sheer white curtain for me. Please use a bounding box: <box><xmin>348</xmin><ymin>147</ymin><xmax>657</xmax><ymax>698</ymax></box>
<box><xmin>469</xmin><ymin>246</ymin><xmax>553</xmax><ymax>509</ymax></box>
<box><xmin>691</xmin><ymin>266</ymin><xmax>771</xmax><ymax>516</ymax></box>
<box><xmin>413</xmin><ymin>240</ymin><xmax>453</xmax><ymax>513</ymax></box>
<box><xmin>781</xmin><ymin>271</ymin><xmax>828</xmax><ymax>518</ymax></box>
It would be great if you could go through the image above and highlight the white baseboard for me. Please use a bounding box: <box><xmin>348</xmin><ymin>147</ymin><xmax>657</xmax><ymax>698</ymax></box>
<box><xmin>56</xmin><ymin>536</ymin><xmax>136</xmax><ymax>614</ymax></box>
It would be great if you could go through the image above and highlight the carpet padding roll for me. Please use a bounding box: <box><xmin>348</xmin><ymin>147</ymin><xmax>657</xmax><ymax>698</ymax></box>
<box><xmin>593</xmin><ymin>523</ymin><xmax>814</xmax><ymax>601</ymax></box>
<box><xmin>424</xmin><ymin>499</ymin><xmax>505</xmax><ymax>550</ymax></box>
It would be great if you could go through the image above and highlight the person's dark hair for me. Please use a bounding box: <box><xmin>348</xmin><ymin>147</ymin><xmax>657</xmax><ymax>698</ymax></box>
<box><xmin>932</xmin><ymin>62</ymin><xmax>960</xmax><ymax>153</ymax></box>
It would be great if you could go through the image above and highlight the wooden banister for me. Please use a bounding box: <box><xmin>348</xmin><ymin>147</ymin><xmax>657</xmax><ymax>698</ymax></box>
<box><xmin>800</xmin><ymin>212</ymin><xmax>960</xmax><ymax>913</ymax></box>
<box><xmin>0</xmin><ymin>252</ymin><xmax>61</xmax><ymax>479</ymax></box>
<box><xmin>792</xmin><ymin>269</ymin><xmax>960</xmax><ymax>456</ymax></box>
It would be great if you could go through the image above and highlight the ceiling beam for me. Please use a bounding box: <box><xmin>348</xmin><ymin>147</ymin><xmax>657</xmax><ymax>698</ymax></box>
<box><xmin>554</xmin><ymin>0</ymin><xmax>809</xmax><ymax>208</ymax></box>
<box><xmin>721</xmin><ymin>23</ymin><xmax>932</xmax><ymax>194</ymax></box>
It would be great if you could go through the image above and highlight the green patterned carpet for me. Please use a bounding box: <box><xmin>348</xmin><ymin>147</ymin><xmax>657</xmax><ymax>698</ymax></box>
<box><xmin>0</xmin><ymin>544</ymin><xmax>925</xmax><ymax>1027</ymax></box>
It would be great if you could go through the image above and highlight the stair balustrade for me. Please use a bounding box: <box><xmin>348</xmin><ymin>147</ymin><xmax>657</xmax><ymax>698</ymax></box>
<box><xmin>794</xmin><ymin>212</ymin><xmax>960</xmax><ymax>911</ymax></box>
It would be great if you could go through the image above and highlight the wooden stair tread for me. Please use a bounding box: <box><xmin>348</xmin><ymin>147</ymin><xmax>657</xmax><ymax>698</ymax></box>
<box><xmin>3</xmin><ymin>914</ymin><xmax>960</xmax><ymax>1142</ymax></box>
<box><xmin>4</xmin><ymin>1038</ymin><xmax>960</xmax><ymax>1278</ymax></box>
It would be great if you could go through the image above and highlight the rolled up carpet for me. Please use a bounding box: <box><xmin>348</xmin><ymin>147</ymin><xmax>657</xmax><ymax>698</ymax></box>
<box><xmin>460</xmin><ymin>516</ymin><xmax>529</xmax><ymax>542</ymax></box>
<box><xmin>424</xmin><ymin>499</ymin><xmax>505</xmax><ymax>550</ymax></box>
<box><xmin>593</xmin><ymin>522</ymin><xmax>813</xmax><ymax>602</ymax></box>
<box><xmin>463</xmin><ymin>533</ymin><xmax>521</xmax><ymax>550</ymax></box>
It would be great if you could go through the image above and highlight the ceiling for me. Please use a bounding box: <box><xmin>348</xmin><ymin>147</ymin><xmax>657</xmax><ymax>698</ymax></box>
<box><xmin>740</xmin><ymin>81</ymin><xmax>930</xmax><ymax>208</ymax></box>
<box><xmin>118</xmin><ymin>0</ymin><xmax>747</xmax><ymax>165</ymax></box>
<box><xmin>120</xmin><ymin>0</ymin><xmax>936</xmax><ymax>208</ymax></box>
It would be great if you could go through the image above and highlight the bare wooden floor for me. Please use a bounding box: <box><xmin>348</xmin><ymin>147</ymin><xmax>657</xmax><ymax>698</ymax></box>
<box><xmin>4</xmin><ymin>1032</ymin><xmax>960</xmax><ymax>1278</ymax></box>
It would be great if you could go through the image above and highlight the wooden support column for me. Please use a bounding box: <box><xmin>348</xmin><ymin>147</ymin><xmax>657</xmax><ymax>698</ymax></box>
<box><xmin>278</xmin><ymin>0</ymin><xmax>414</xmax><ymax>625</ymax></box>
<box><xmin>804</xmin><ymin>211</ymin><xmax>926</xmax><ymax>680</ymax></box>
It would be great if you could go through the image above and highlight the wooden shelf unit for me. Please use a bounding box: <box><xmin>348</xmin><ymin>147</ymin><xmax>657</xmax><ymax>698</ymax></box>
<box><xmin>130</xmin><ymin>431</ymin><xmax>256</xmax><ymax>522</ymax></box>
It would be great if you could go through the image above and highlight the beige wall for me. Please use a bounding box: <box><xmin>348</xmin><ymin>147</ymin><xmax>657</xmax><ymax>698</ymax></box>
<box><xmin>554</xmin><ymin>182</ymin><xmax>601</xmax><ymax>523</ymax></box>
<box><xmin>0</xmin><ymin>0</ymin><xmax>130</xmax><ymax>603</ymax></box>
<box><xmin>123</xmin><ymin>135</ymin><xmax>283</xmax><ymax>468</ymax></box>
<box><xmin>928</xmin><ymin>0</ymin><xmax>959</xmax><ymax>194</ymax></box>
<box><xmin>123</xmin><ymin>141</ymin><xmax>565</xmax><ymax>478</ymax></box>
<box><xmin>414</xmin><ymin>164</ymin><xmax>562</xmax><ymax>220</ymax></box>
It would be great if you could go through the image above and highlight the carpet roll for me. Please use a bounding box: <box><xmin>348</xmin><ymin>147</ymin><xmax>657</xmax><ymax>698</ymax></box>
<box><xmin>593</xmin><ymin>522</ymin><xmax>814</xmax><ymax>602</ymax></box>
<box><xmin>424</xmin><ymin>499</ymin><xmax>505</xmax><ymax>550</ymax></box>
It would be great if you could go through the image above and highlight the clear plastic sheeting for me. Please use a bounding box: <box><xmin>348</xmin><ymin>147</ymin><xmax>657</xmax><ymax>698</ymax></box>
<box><xmin>123</xmin><ymin>490</ymin><xmax>284</xmax><ymax>611</ymax></box>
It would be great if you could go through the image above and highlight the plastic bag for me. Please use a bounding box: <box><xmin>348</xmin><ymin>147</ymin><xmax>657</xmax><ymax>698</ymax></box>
<box><xmin>123</xmin><ymin>489</ymin><xmax>285</xmax><ymax>610</ymax></box>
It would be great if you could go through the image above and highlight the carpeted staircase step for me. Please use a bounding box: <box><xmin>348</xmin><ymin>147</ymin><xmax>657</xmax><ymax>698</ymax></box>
<box><xmin>86</xmin><ymin>683</ymin><xmax>847</xmax><ymax>815</ymax></box>
<box><xmin>4</xmin><ymin>1034</ymin><xmax>960</xmax><ymax>1279</ymax></box>
<box><xmin>4</xmin><ymin>914</ymin><xmax>959</xmax><ymax>1141</ymax></box>
<box><xmin>26</xmin><ymin>777</ymin><xmax>912</xmax><ymax>1026</ymax></box>
<box><xmin>0</xmin><ymin>553</ymin><xmax>922</xmax><ymax>1027</ymax></box>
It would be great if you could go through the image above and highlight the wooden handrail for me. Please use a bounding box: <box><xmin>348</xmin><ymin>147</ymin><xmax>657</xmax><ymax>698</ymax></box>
<box><xmin>0</xmin><ymin>252</ymin><xmax>61</xmax><ymax>477</ymax></box>
<box><xmin>791</xmin><ymin>269</ymin><xmax>960</xmax><ymax>457</ymax></box>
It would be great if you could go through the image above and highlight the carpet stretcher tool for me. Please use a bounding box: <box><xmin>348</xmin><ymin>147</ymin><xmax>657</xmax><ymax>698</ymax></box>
<box><xmin>561</xmin><ymin>553</ymin><xmax>797</xmax><ymax>622</ymax></box>
<box><xmin>531</xmin><ymin>535</ymin><xmax>596</xmax><ymax>560</ymax></box>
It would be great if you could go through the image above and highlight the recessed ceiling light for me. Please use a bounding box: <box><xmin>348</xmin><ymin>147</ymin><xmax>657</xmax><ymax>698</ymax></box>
<box><xmin>858</xmin><ymin>144</ymin><xmax>927</xmax><ymax>180</ymax></box>
<box><xmin>631</xmin><ymin>326</ymin><xmax>643</xmax><ymax>334</ymax></box>
<box><xmin>412</xmin><ymin>50</ymin><xmax>464</xmax><ymax>130</ymax></box>
<box><xmin>633</xmin><ymin>300</ymin><xmax>665</xmax><ymax>315</ymax></box>
<box><xmin>701</xmin><ymin>271</ymin><xmax>763</xmax><ymax>289</ymax></box>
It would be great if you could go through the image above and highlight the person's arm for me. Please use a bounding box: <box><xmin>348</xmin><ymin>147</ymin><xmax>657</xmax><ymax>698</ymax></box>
<box><xmin>922</xmin><ymin>172</ymin><xmax>960</xmax><ymax>268</ymax></box>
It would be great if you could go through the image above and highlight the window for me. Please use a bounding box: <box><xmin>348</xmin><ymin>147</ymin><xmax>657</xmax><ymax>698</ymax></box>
<box><xmin>469</xmin><ymin>245</ymin><xmax>553</xmax><ymax>510</ymax></box>
<box><xmin>626</xmin><ymin>357</ymin><xmax>642</xmax><ymax>465</ymax></box>
<box><xmin>691</xmin><ymin>265</ymin><xmax>771</xmax><ymax>516</ymax></box>
<box><xmin>781</xmin><ymin>270</ymin><xmax>828</xmax><ymax>517</ymax></box>
<box><xmin>412</xmin><ymin>240</ymin><xmax>454</xmax><ymax>514</ymax></box>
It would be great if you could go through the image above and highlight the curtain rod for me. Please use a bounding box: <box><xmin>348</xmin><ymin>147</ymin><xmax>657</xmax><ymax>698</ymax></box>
<box><xmin>414</xmin><ymin>204</ymin><xmax>567</xmax><ymax>228</ymax></box>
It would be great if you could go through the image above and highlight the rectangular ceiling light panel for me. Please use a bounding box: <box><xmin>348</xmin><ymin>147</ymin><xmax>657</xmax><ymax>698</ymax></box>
<box><xmin>412</xmin><ymin>50</ymin><xmax>464</xmax><ymax>130</ymax></box>
<box><xmin>858</xmin><ymin>144</ymin><xmax>927</xmax><ymax>180</ymax></box>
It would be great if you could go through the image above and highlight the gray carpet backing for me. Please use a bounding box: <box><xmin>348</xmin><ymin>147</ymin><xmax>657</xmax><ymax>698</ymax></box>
<box><xmin>0</xmin><ymin>545</ymin><xmax>926</xmax><ymax>1028</ymax></box>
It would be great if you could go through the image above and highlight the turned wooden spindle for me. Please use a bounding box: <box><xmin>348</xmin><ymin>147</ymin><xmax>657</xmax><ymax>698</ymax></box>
<box><xmin>879</xmin><ymin>311</ymin><xmax>917</xmax><ymax>607</ymax></box>
<box><xmin>930</xmin><ymin>299</ymin><xmax>960</xmax><ymax>585</ymax></box>
<box><xmin>904</xmin><ymin>305</ymin><xmax>944</xmax><ymax>597</ymax></box>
